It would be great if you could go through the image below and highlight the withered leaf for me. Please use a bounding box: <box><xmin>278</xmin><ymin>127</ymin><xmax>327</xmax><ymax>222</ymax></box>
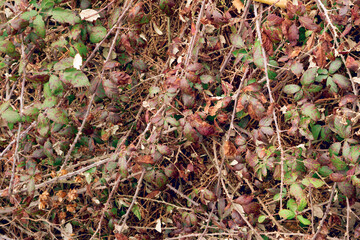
<box><xmin>137</xmin><ymin>155</ymin><xmax>155</xmax><ymax>165</ymax></box>
<box><xmin>288</xmin><ymin>23</ymin><xmax>299</xmax><ymax>46</ymax></box>
<box><xmin>189</xmin><ymin>114</ymin><xmax>216</xmax><ymax>136</ymax></box>
<box><xmin>299</xmin><ymin>16</ymin><xmax>320</xmax><ymax>31</ymax></box>
<box><xmin>345</xmin><ymin>56</ymin><xmax>359</xmax><ymax>71</ymax></box>
<box><xmin>110</xmin><ymin>71</ymin><xmax>131</xmax><ymax>86</ymax></box>
<box><xmin>223</xmin><ymin>140</ymin><xmax>237</xmax><ymax>159</ymax></box>
<box><xmin>314</xmin><ymin>44</ymin><xmax>326</xmax><ymax>68</ymax></box>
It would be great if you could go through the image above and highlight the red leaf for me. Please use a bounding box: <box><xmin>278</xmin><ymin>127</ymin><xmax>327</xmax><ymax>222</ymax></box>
<box><xmin>299</xmin><ymin>16</ymin><xmax>320</xmax><ymax>31</ymax></box>
<box><xmin>288</xmin><ymin>23</ymin><xmax>299</xmax><ymax>46</ymax></box>
<box><xmin>339</xmin><ymin>94</ymin><xmax>358</xmax><ymax>107</ymax></box>
<box><xmin>189</xmin><ymin>114</ymin><xmax>216</xmax><ymax>136</ymax></box>
<box><xmin>137</xmin><ymin>155</ymin><xmax>155</xmax><ymax>165</ymax></box>
<box><xmin>267</xmin><ymin>14</ymin><xmax>284</xmax><ymax>25</ymax></box>
<box><xmin>110</xmin><ymin>71</ymin><xmax>131</xmax><ymax>86</ymax></box>
<box><xmin>234</xmin><ymin>195</ymin><xmax>253</xmax><ymax>205</ymax></box>
<box><xmin>329</xmin><ymin>173</ymin><xmax>346</xmax><ymax>182</ymax></box>
<box><xmin>345</xmin><ymin>56</ymin><xmax>359</xmax><ymax>71</ymax></box>
<box><xmin>191</xmin><ymin>22</ymin><xmax>196</xmax><ymax>35</ymax></box>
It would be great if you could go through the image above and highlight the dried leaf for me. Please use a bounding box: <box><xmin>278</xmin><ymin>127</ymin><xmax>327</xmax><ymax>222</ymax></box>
<box><xmin>79</xmin><ymin>9</ymin><xmax>100</xmax><ymax>22</ymax></box>
<box><xmin>223</xmin><ymin>140</ymin><xmax>237</xmax><ymax>159</ymax></box>
<box><xmin>314</xmin><ymin>44</ymin><xmax>326</xmax><ymax>68</ymax></box>
<box><xmin>299</xmin><ymin>16</ymin><xmax>319</xmax><ymax>31</ymax></box>
<box><xmin>253</xmin><ymin>0</ymin><xmax>288</xmax><ymax>8</ymax></box>
<box><xmin>233</xmin><ymin>0</ymin><xmax>244</xmax><ymax>13</ymax></box>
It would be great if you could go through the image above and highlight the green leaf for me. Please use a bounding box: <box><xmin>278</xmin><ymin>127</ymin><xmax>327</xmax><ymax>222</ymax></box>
<box><xmin>258</xmin><ymin>215</ymin><xmax>266</xmax><ymax>223</ymax></box>
<box><xmin>33</xmin><ymin>15</ymin><xmax>45</xmax><ymax>38</ymax></box>
<box><xmin>316</xmin><ymin>74</ymin><xmax>327</xmax><ymax>82</ymax></box>
<box><xmin>350</xmin><ymin>145</ymin><xmax>360</xmax><ymax>164</ymax></box>
<box><xmin>86</xmin><ymin>167</ymin><xmax>96</xmax><ymax>174</ymax></box>
<box><xmin>108</xmin><ymin>7</ymin><xmax>121</xmax><ymax>28</ymax></box>
<box><xmin>51</xmin><ymin>38</ymin><xmax>68</xmax><ymax>49</ymax></box>
<box><xmin>318</xmin><ymin>166</ymin><xmax>333</xmax><ymax>177</ymax></box>
<box><xmin>0</xmin><ymin>40</ymin><xmax>16</xmax><ymax>54</ymax></box>
<box><xmin>230</xmin><ymin>33</ymin><xmax>244</xmax><ymax>48</ymax></box>
<box><xmin>318</xmin><ymin>68</ymin><xmax>328</xmax><ymax>75</ymax></box>
<box><xmin>23</xmin><ymin>106</ymin><xmax>39</xmax><ymax>117</ymax></box>
<box><xmin>279</xmin><ymin>209</ymin><xmax>296</xmax><ymax>220</ymax></box>
<box><xmin>306</xmin><ymin>84</ymin><xmax>322</xmax><ymax>93</ymax></box>
<box><xmin>302</xmin><ymin>177</ymin><xmax>325</xmax><ymax>188</ymax></box>
<box><xmin>297</xmin><ymin>198</ymin><xmax>307</xmax><ymax>211</ymax></box>
<box><xmin>47</xmin><ymin>108</ymin><xmax>69</xmax><ymax>124</ymax></box>
<box><xmin>54</xmin><ymin>57</ymin><xmax>73</xmax><ymax>71</ymax></box>
<box><xmin>294</xmin><ymin>89</ymin><xmax>304</xmax><ymax>101</ymax></box>
<box><xmin>132</xmin><ymin>204</ymin><xmax>142</xmax><ymax>220</ymax></box>
<box><xmin>332</xmin><ymin>74</ymin><xmax>350</xmax><ymax>90</ymax></box>
<box><xmin>311</xmin><ymin>124</ymin><xmax>321</xmax><ymax>140</ymax></box>
<box><xmin>40</xmin><ymin>0</ymin><xmax>55</xmax><ymax>10</ymax></box>
<box><xmin>37</xmin><ymin>113</ymin><xmax>50</xmax><ymax>137</ymax></box>
<box><xmin>253</xmin><ymin>40</ymin><xmax>264</xmax><ymax>69</ymax></box>
<box><xmin>329</xmin><ymin>58</ymin><xmax>342</xmax><ymax>74</ymax></box>
<box><xmin>300</xmin><ymin>67</ymin><xmax>317</xmax><ymax>86</ymax></box>
<box><xmin>49</xmin><ymin>75</ymin><xmax>64</xmax><ymax>95</ymax></box>
<box><xmin>41</xmin><ymin>96</ymin><xmax>57</xmax><ymax>109</ymax></box>
<box><xmin>61</xmin><ymin>68</ymin><xmax>90</xmax><ymax>87</ymax></box>
<box><xmin>1</xmin><ymin>108</ymin><xmax>21</xmax><ymax>123</ymax></box>
<box><xmin>287</xmin><ymin>199</ymin><xmax>298</xmax><ymax>212</ymax></box>
<box><xmin>326</xmin><ymin>76</ymin><xmax>338</xmax><ymax>93</ymax></box>
<box><xmin>283</xmin><ymin>84</ymin><xmax>301</xmax><ymax>94</ymax></box>
<box><xmin>331</xmin><ymin>155</ymin><xmax>348</xmax><ymax>171</ymax></box>
<box><xmin>90</xmin><ymin>26</ymin><xmax>107</xmax><ymax>43</ymax></box>
<box><xmin>301</xmin><ymin>103</ymin><xmax>320</xmax><ymax>121</ymax></box>
<box><xmin>21</xmin><ymin>10</ymin><xmax>38</xmax><ymax>21</ymax></box>
<box><xmin>290</xmin><ymin>183</ymin><xmax>305</xmax><ymax>201</ymax></box>
<box><xmin>48</xmin><ymin>8</ymin><xmax>80</xmax><ymax>25</ymax></box>
<box><xmin>0</xmin><ymin>101</ymin><xmax>10</xmax><ymax>115</ymax></box>
<box><xmin>297</xmin><ymin>215</ymin><xmax>311</xmax><ymax>225</ymax></box>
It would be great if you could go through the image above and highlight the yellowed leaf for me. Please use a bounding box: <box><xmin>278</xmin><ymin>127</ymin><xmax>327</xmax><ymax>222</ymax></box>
<box><xmin>233</xmin><ymin>0</ymin><xmax>244</xmax><ymax>13</ymax></box>
<box><xmin>253</xmin><ymin>0</ymin><xmax>288</xmax><ymax>8</ymax></box>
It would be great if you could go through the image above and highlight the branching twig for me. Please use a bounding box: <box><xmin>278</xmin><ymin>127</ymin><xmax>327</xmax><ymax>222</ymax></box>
<box><xmin>311</xmin><ymin>183</ymin><xmax>337</xmax><ymax>240</ymax></box>
<box><xmin>60</xmin><ymin>0</ymin><xmax>134</xmax><ymax>171</ymax></box>
<box><xmin>315</xmin><ymin>0</ymin><xmax>359</xmax><ymax>103</ymax></box>
<box><xmin>166</xmin><ymin>184</ymin><xmax>199</xmax><ymax>207</ymax></box>
<box><xmin>0</xmin><ymin>154</ymin><xmax>113</xmax><ymax>197</ymax></box>
<box><xmin>254</xmin><ymin>3</ymin><xmax>285</xmax><ymax>210</ymax></box>
<box><xmin>226</xmin><ymin>67</ymin><xmax>249</xmax><ymax>141</ymax></box>
<box><xmin>219</xmin><ymin>0</ymin><xmax>251</xmax><ymax>75</ymax></box>
<box><xmin>8</xmin><ymin>35</ymin><xmax>27</xmax><ymax>196</ymax></box>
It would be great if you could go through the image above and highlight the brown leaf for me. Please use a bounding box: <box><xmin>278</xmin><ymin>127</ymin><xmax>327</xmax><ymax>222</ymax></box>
<box><xmin>267</xmin><ymin>14</ymin><xmax>284</xmax><ymax>26</ymax></box>
<box><xmin>137</xmin><ymin>155</ymin><xmax>155</xmax><ymax>165</ymax></box>
<box><xmin>288</xmin><ymin>23</ymin><xmax>299</xmax><ymax>46</ymax></box>
<box><xmin>234</xmin><ymin>195</ymin><xmax>253</xmax><ymax>205</ymax></box>
<box><xmin>340</xmin><ymin>24</ymin><xmax>352</xmax><ymax>38</ymax></box>
<box><xmin>233</xmin><ymin>0</ymin><xmax>244</xmax><ymax>13</ymax></box>
<box><xmin>115</xmin><ymin>233</ymin><xmax>129</xmax><ymax>240</ymax></box>
<box><xmin>329</xmin><ymin>173</ymin><xmax>346</xmax><ymax>182</ymax></box>
<box><xmin>189</xmin><ymin>114</ymin><xmax>216</xmax><ymax>136</ymax></box>
<box><xmin>103</xmin><ymin>60</ymin><xmax>120</xmax><ymax>70</ymax></box>
<box><xmin>110</xmin><ymin>71</ymin><xmax>131</xmax><ymax>86</ymax></box>
<box><xmin>223</xmin><ymin>140</ymin><xmax>237</xmax><ymax>159</ymax></box>
<box><xmin>299</xmin><ymin>16</ymin><xmax>320</xmax><ymax>31</ymax></box>
<box><xmin>339</xmin><ymin>94</ymin><xmax>358</xmax><ymax>107</ymax></box>
<box><xmin>345</xmin><ymin>56</ymin><xmax>359</xmax><ymax>71</ymax></box>
<box><xmin>261</xmin><ymin>31</ymin><xmax>274</xmax><ymax>56</ymax></box>
<box><xmin>314</xmin><ymin>44</ymin><xmax>326</xmax><ymax>68</ymax></box>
